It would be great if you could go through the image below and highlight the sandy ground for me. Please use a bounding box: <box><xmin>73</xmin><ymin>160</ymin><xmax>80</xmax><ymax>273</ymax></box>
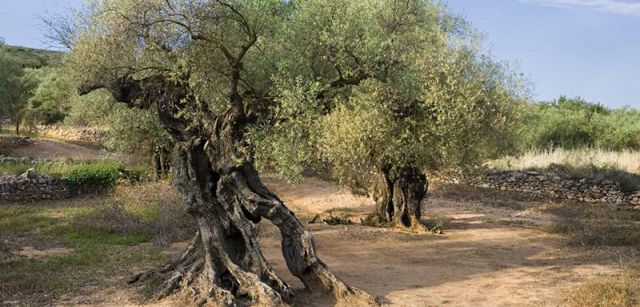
<box><xmin>52</xmin><ymin>176</ymin><xmax>637</xmax><ymax>307</ymax></box>
<box><xmin>258</xmin><ymin>178</ymin><xmax>634</xmax><ymax>307</ymax></box>
<box><xmin>2</xmin><ymin>137</ymin><xmax>118</xmax><ymax>161</ymax></box>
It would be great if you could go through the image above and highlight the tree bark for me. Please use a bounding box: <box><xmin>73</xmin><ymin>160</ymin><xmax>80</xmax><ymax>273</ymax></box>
<box><xmin>366</xmin><ymin>167</ymin><xmax>428</xmax><ymax>231</ymax></box>
<box><xmin>86</xmin><ymin>76</ymin><xmax>376</xmax><ymax>306</ymax></box>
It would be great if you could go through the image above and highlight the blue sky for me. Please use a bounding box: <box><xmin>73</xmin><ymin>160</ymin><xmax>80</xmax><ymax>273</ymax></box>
<box><xmin>446</xmin><ymin>0</ymin><xmax>640</xmax><ymax>108</ymax></box>
<box><xmin>0</xmin><ymin>0</ymin><xmax>638</xmax><ymax>108</ymax></box>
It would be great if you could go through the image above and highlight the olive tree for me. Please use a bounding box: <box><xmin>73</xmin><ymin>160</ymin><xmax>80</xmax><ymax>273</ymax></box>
<box><xmin>62</xmin><ymin>0</ymin><xmax>375</xmax><ymax>305</ymax></box>
<box><xmin>251</xmin><ymin>0</ymin><xmax>525</xmax><ymax>230</ymax></box>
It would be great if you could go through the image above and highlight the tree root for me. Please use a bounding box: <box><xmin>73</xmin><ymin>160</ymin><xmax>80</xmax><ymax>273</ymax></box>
<box><xmin>129</xmin><ymin>232</ymin><xmax>291</xmax><ymax>306</ymax></box>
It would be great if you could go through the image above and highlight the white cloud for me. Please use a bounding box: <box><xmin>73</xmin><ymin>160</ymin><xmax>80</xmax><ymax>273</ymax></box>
<box><xmin>519</xmin><ymin>0</ymin><xmax>640</xmax><ymax>15</ymax></box>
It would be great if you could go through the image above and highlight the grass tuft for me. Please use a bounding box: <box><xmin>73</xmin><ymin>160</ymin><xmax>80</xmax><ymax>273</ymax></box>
<box><xmin>566</xmin><ymin>270</ymin><xmax>640</xmax><ymax>307</ymax></box>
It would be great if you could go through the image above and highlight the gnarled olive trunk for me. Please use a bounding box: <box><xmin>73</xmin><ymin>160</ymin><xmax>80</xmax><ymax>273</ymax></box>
<box><xmin>85</xmin><ymin>77</ymin><xmax>376</xmax><ymax>306</ymax></box>
<box><xmin>366</xmin><ymin>167</ymin><xmax>428</xmax><ymax>231</ymax></box>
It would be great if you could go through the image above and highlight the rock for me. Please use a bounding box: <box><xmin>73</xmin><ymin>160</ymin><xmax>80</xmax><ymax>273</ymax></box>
<box><xmin>20</xmin><ymin>168</ymin><xmax>38</xmax><ymax>180</ymax></box>
<box><xmin>434</xmin><ymin>169</ymin><xmax>640</xmax><ymax>207</ymax></box>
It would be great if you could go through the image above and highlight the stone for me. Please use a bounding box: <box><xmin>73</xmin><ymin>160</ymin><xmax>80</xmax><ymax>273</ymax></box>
<box><xmin>20</xmin><ymin>168</ymin><xmax>38</xmax><ymax>180</ymax></box>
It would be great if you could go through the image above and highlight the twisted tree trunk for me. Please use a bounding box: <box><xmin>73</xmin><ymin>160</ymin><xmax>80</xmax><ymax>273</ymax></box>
<box><xmin>83</xmin><ymin>76</ymin><xmax>376</xmax><ymax>306</ymax></box>
<box><xmin>366</xmin><ymin>167</ymin><xmax>428</xmax><ymax>231</ymax></box>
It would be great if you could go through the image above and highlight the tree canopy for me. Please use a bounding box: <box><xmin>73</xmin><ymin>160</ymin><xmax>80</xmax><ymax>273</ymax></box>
<box><xmin>62</xmin><ymin>0</ymin><xmax>525</xmax><ymax>188</ymax></box>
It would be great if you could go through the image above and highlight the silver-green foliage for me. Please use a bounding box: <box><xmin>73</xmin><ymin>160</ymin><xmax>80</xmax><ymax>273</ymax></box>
<box><xmin>252</xmin><ymin>0</ymin><xmax>527</xmax><ymax>191</ymax></box>
<box><xmin>61</xmin><ymin>0</ymin><xmax>526</xmax><ymax>191</ymax></box>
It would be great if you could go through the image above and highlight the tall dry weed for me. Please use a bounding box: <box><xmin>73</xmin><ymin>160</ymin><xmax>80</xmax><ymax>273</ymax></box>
<box><xmin>489</xmin><ymin>148</ymin><xmax>640</xmax><ymax>175</ymax></box>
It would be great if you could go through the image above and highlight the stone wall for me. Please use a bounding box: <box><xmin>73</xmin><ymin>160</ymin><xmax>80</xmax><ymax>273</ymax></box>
<box><xmin>453</xmin><ymin>170</ymin><xmax>640</xmax><ymax>206</ymax></box>
<box><xmin>0</xmin><ymin>136</ymin><xmax>33</xmax><ymax>148</ymax></box>
<box><xmin>38</xmin><ymin>125</ymin><xmax>108</xmax><ymax>145</ymax></box>
<box><xmin>0</xmin><ymin>169</ymin><xmax>71</xmax><ymax>203</ymax></box>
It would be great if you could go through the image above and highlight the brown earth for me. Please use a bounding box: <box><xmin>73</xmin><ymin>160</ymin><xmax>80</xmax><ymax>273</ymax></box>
<box><xmin>1</xmin><ymin>137</ymin><xmax>118</xmax><ymax>161</ymax></box>
<box><xmin>51</xmin><ymin>177</ymin><xmax>638</xmax><ymax>307</ymax></box>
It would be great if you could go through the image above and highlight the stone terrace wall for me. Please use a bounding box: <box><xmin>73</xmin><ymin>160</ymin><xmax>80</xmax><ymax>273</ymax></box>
<box><xmin>457</xmin><ymin>170</ymin><xmax>640</xmax><ymax>206</ymax></box>
<box><xmin>0</xmin><ymin>170</ymin><xmax>70</xmax><ymax>203</ymax></box>
<box><xmin>39</xmin><ymin>125</ymin><xmax>108</xmax><ymax>145</ymax></box>
<box><xmin>0</xmin><ymin>136</ymin><xmax>33</xmax><ymax>148</ymax></box>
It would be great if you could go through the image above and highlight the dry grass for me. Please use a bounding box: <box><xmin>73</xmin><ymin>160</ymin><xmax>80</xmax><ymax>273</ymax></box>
<box><xmin>545</xmin><ymin>218</ymin><xmax>640</xmax><ymax>247</ymax></box>
<box><xmin>566</xmin><ymin>269</ymin><xmax>640</xmax><ymax>307</ymax></box>
<box><xmin>71</xmin><ymin>181</ymin><xmax>194</xmax><ymax>246</ymax></box>
<box><xmin>489</xmin><ymin>148</ymin><xmax>640</xmax><ymax>175</ymax></box>
<box><xmin>111</xmin><ymin>181</ymin><xmax>194</xmax><ymax>246</ymax></box>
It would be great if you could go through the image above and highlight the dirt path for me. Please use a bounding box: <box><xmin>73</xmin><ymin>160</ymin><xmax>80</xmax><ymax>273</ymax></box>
<box><xmin>2</xmin><ymin>137</ymin><xmax>116</xmax><ymax>161</ymax></box>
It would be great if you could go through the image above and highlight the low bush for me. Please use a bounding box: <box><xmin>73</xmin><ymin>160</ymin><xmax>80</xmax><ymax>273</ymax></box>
<box><xmin>62</xmin><ymin>162</ymin><xmax>122</xmax><ymax>191</ymax></box>
<box><xmin>0</xmin><ymin>159</ymin><xmax>134</xmax><ymax>191</ymax></box>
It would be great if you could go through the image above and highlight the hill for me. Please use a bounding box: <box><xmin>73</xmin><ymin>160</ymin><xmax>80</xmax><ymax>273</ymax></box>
<box><xmin>1</xmin><ymin>45</ymin><xmax>62</xmax><ymax>68</ymax></box>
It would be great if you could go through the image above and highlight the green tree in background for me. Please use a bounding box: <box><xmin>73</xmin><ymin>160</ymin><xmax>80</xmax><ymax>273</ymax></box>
<box><xmin>519</xmin><ymin>96</ymin><xmax>640</xmax><ymax>150</ymax></box>
<box><xmin>22</xmin><ymin>68</ymin><xmax>72</xmax><ymax>126</ymax></box>
<box><xmin>0</xmin><ymin>47</ymin><xmax>29</xmax><ymax>135</ymax></box>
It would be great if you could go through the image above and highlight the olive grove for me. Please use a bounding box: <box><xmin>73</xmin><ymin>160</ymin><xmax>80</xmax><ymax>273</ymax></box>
<box><xmin>58</xmin><ymin>0</ymin><xmax>525</xmax><ymax>305</ymax></box>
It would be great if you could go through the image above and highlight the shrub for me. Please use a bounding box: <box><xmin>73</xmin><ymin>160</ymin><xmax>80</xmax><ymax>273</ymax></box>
<box><xmin>520</xmin><ymin>97</ymin><xmax>640</xmax><ymax>151</ymax></box>
<box><xmin>62</xmin><ymin>162</ymin><xmax>122</xmax><ymax>191</ymax></box>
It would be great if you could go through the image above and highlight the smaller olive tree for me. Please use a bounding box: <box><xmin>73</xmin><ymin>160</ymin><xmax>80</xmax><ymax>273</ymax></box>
<box><xmin>251</xmin><ymin>0</ymin><xmax>526</xmax><ymax>230</ymax></box>
<box><xmin>320</xmin><ymin>50</ymin><xmax>523</xmax><ymax>230</ymax></box>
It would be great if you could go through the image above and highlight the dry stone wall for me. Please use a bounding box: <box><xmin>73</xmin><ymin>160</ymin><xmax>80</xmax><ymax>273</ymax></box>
<box><xmin>0</xmin><ymin>169</ymin><xmax>71</xmax><ymax>203</ymax></box>
<box><xmin>448</xmin><ymin>170</ymin><xmax>640</xmax><ymax>206</ymax></box>
<box><xmin>0</xmin><ymin>136</ymin><xmax>33</xmax><ymax>148</ymax></box>
<box><xmin>39</xmin><ymin>125</ymin><xmax>108</xmax><ymax>145</ymax></box>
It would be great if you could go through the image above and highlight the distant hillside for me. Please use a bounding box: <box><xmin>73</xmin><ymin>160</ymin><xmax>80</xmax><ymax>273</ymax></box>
<box><xmin>2</xmin><ymin>45</ymin><xmax>62</xmax><ymax>69</ymax></box>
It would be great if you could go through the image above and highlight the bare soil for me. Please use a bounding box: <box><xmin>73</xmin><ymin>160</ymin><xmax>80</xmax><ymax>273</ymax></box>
<box><xmin>47</xmin><ymin>177</ymin><xmax>640</xmax><ymax>307</ymax></box>
<box><xmin>2</xmin><ymin>137</ymin><xmax>116</xmax><ymax>161</ymax></box>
